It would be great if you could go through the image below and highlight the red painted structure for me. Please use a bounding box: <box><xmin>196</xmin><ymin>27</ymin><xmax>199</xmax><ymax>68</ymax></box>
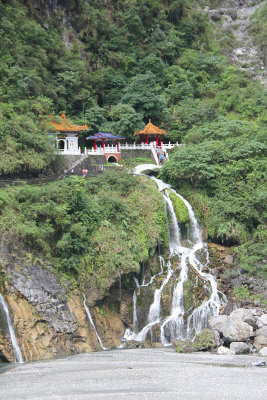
<box><xmin>134</xmin><ymin>119</ymin><xmax>166</xmax><ymax>148</ymax></box>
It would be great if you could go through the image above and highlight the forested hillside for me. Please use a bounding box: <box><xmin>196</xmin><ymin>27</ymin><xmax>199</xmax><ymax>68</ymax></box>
<box><xmin>0</xmin><ymin>0</ymin><xmax>266</xmax><ymax>277</ymax></box>
<box><xmin>0</xmin><ymin>0</ymin><xmax>240</xmax><ymax>175</ymax></box>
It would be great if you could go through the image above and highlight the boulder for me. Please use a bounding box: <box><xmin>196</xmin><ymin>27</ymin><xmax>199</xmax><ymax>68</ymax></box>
<box><xmin>230</xmin><ymin>342</ymin><xmax>250</xmax><ymax>354</ymax></box>
<box><xmin>223</xmin><ymin>255</ymin><xmax>233</xmax><ymax>265</ymax></box>
<box><xmin>254</xmin><ymin>335</ymin><xmax>267</xmax><ymax>351</ymax></box>
<box><xmin>257</xmin><ymin>314</ymin><xmax>267</xmax><ymax>328</ymax></box>
<box><xmin>210</xmin><ymin>11</ymin><xmax>223</xmax><ymax>21</ymax></box>
<box><xmin>217</xmin><ymin>346</ymin><xmax>234</xmax><ymax>355</ymax></box>
<box><xmin>174</xmin><ymin>329</ymin><xmax>220</xmax><ymax>353</ymax></box>
<box><xmin>230</xmin><ymin>11</ymin><xmax>238</xmax><ymax>20</ymax></box>
<box><xmin>259</xmin><ymin>347</ymin><xmax>267</xmax><ymax>357</ymax></box>
<box><xmin>208</xmin><ymin>315</ymin><xmax>228</xmax><ymax>334</ymax></box>
<box><xmin>229</xmin><ymin>308</ymin><xmax>256</xmax><ymax>328</ymax></box>
<box><xmin>222</xmin><ymin>303</ymin><xmax>237</xmax><ymax>316</ymax></box>
<box><xmin>222</xmin><ymin>317</ymin><xmax>254</xmax><ymax>342</ymax></box>
<box><xmin>255</xmin><ymin>326</ymin><xmax>267</xmax><ymax>337</ymax></box>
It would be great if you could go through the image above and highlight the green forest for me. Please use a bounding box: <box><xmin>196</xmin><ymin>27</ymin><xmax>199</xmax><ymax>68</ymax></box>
<box><xmin>0</xmin><ymin>0</ymin><xmax>266</xmax><ymax>279</ymax></box>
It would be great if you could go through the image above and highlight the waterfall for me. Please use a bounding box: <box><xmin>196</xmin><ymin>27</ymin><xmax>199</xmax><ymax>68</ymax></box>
<box><xmin>83</xmin><ymin>294</ymin><xmax>107</xmax><ymax>351</ymax></box>
<box><xmin>123</xmin><ymin>164</ymin><xmax>226</xmax><ymax>345</ymax></box>
<box><xmin>0</xmin><ymin>293</ymin><xmax>23</xmax><ymax>363</ymax></box>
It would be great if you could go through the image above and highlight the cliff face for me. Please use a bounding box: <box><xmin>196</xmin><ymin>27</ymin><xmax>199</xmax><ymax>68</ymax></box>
<box><xmin>1</xmin><ymin>234</ymin><xmax>266</xmax><ymax>362</ymax></box>
<box><xmin>204</xmin><ymin>0</ymin><xmax>267</xmax><ymax>86</ymax></box>
<box><xmin>0</xmin><ymin>237</ymin><xmax>128</xmax><ymax>362</ymax></box>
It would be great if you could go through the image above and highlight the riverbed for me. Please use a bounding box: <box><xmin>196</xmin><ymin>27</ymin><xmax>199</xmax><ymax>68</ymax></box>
<box><xmin>0</xmin><ymin>348</ymin><xmax>266</xmax><ymax>399</ymax></box>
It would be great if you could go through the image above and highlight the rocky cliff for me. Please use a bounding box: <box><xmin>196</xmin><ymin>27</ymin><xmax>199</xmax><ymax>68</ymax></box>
<box><xmin>204</xmin><ymin>0</ymin><xmax>267</xmax><ymax>86</ymax></box>
<box><xmin>1</xmin><ymin>232</ymin><xmax>266</xmax><ymax>362</ymax></box>
<box><xmin>0</xmin><ymin>236</ymin><xmax>128</xmax><ymax>362</ymax></box>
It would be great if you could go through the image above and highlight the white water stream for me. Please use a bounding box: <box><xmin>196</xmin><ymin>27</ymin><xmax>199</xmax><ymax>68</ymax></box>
<box><xmin>0</xmin><ymin>293</ymin><xmax>23</xmax><ymax>363</ymax></box>
<box><xmin>83</xmin><ymin>294</ymin><xmax>107</xmax><ymax>350</ymax></box>
<box><xmin>124</xmin><ymin>164</ymin><xmax>226</xmax><ymax>345</ymax></box>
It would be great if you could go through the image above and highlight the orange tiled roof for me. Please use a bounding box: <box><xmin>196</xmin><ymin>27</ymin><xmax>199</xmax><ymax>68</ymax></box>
<box><xmin>134</xmin><ymin>119</ymin><xmax>166</xmax><ymax>136</ymax></box>
<box><xmin>49</xmin><ymin>113</ymin><xmax>88</xmax><ymax>132</ymax></box>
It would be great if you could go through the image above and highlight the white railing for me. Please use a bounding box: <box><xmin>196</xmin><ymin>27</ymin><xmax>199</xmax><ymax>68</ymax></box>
<box><xmin>54</xmin><ymin>148</ymin><xmax>81</xmax><ymax>155</ymax></box>
<box><xmin>54</xmin><ymin>142</ymin><xmax>180</xmax><ymax>156</ymax></box>
<box><xmin>163</xmin><ymin>142</ymin><xmax>179</xmax><ymax>149</ymax></box>
<box><xmin>150</xmin><ymin>145</ymin><xmax>160</xmax><ymax>165</ymax></box>
<box><xmin>119</xmin><ymin>143</ymin><xmax>151</xmax><ymax>150</ymax></box>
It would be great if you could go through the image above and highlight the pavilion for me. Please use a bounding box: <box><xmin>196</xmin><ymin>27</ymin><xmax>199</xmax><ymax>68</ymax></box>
<box><xmin>86</xmin><ymin>132</ymin><xmax>125</xmax><ymax>152</ymax></box>
<box><xmin>49</xmin><ymin>113</ymin><xmax>88</xmax><ymax>154</ymax></box>
<box><xmin>134</xmin><ymin>119</ymin><xmax>166</xmax><ymax>147</ymax></box>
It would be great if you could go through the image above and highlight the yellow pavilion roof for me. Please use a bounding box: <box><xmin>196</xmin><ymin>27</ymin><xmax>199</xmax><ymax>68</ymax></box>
<box><xmin>49</xmin><ymin>113</ymin><xmax>88</xmax><ymax>132</ymax></box>
<box><xmin>134</xmin><ymin>119</ymin><xmax>166</xmax><ymax>136</ymax></box>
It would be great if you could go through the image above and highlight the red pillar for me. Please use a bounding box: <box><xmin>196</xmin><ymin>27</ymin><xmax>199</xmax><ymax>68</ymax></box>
<box><xmin>102</xmin><ymin>138</ymin><xmax>105</xmax><ymax>150</ymax></box>
<box><xmin>159</xmin><ymin>136</ymin><xmax>162</xmax><ymax>147</ymax></box>
<box><xmin>116</xmin><ymin>140</ymin><xmax>119</xmax><ymax>152</ymax></box>
<box><xmin>156</xmin><ymin>135</ymin><xmax>158</xmax><ymax>147</ymax></box>
<box><xmin>146</xmin><ymin>135</ymin><xmax>148</xmax><ymax>145</ymax></box>
<box><xmin>94</xmin><ymin>140</ymin><xmax>97</xmax><ymax>150</ymax></box>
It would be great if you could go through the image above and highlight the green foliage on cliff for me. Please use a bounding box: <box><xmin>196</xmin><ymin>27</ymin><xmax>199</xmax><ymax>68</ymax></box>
<box><xmin>160</xmin><ymin>118</ymin><xmax>267</xmax><ymax>277</ymax></box>
<box><xmin>0</xmin><ymin>170</ymin><xmax>167</xmax><ymax>293</ymax></box>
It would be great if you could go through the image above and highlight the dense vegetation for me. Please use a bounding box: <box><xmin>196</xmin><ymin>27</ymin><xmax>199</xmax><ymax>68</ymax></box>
<box><xmin>0</xmin><ymin>0</ymin><xmax>266</xmax><ymax>279</ymax></box>
<box><xmin>0</xmin><ymin>170</ymin><xmax>168</xmax><ymax>294</ymax></box>
<box><xmin>1</xmin><ymin>0</ymin><xmax>217</xmax><ymax>176</ymax></box>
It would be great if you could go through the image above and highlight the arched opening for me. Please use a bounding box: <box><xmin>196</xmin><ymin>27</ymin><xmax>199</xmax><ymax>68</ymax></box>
<box><xmin>107</xmin><ymin>155</ymin><xmax>118</xmax><ymax>163</ymax></box>
<box><xmin>58</xmin><ymin>140</ymin><xmax>65</xmax><ymax>150</ymax></box>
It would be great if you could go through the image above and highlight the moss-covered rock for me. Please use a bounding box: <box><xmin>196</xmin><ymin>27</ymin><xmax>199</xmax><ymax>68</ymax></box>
<box><xmin>167</xmin><ymin>189</ymin><xmax>189</xmax><ymax>224</ymax></box>
<box><xmin>174</xmin><ymin>329</ymin><xmax>220</xmax><ymax>353</ymax></box>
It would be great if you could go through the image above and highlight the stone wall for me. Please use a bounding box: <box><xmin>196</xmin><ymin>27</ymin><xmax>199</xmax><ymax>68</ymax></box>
<box><xmin>120</xmin><ymin>149</ymin><xmax>153</xmax><ymax>161</ymax></box>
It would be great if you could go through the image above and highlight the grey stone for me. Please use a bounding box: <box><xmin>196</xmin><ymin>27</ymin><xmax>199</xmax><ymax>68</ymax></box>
<box><xmin>256</xmin><ymin>326</ymin><xmax>267</xmax><ymax>337</ymax></box>
<box><xmin>208</xmin><ymin>315</ymin><xmax>228</xmax><ymax>334</ymax></box>
<box><xmin>231</xmin><ymin>278</ymin><xmax>242</xmax><ymax>288</ymax></box>
<box><xmin>224</xmin><ymin>255</ymin><xmax>234</xmax><ymax>265</ymax></box>
<box><xmin>230</xmin><ymin>342</ymin><xmax>250</xmax><ymax>354</ymax></box>
<box><xmin>210</xmin><ymin>11</ymin><xmax>223</xmax><ymax>21</ymax></box>
<box><xmin>223</xmin><ymin>303</ymin><xmax>237</xmax><ymax>315</ymax></box>
<box><xmin>217</xmin><ymin>346</ymin><xmax>234</xmax><ymax>355</ymax></box>
<box><xmin>229</xmin><ymin>308</ymin><xmax>256</xmax><ymax>328</ymax></box>
<box><xmin>223</xmin><ymin>316</ymin><xmax>254</xmax><ymax>343</ymax></box>
<box><xmin>259</xmin><ymin>347</ymin><xmax>267</xmax><ymax>357</ymax></box>
<box><xmin>258</xmin><ymin>314</ymin><xmax>267</xmax><ymax>327</ymax></box>
<box><xmin>254</xmin><ymin>335</ymin><xmax>267</xmax><ymax>351</ymax></box>
<box><xmin>230</xmin><ymin>11</ymin><xmax>237</xmax><ymax>20</ymax></box>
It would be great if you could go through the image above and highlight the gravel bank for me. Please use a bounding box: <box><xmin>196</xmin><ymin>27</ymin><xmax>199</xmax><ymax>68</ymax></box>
<box><xmin>0</xmin><ymin>348</ymin><xmax>266</xmax><ymax>400</ymax></box>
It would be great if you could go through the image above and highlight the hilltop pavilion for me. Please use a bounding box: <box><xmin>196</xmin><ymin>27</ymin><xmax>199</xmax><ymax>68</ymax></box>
<box><xmin>134</xmin><ymin>119</ymin><xmax>167</xmax><ymax>147</ymax></box>
<box><xmin>49</xmin><ymin>113</ymin><xmax>88</xmax><ymax>154</ymax></box>
<box><xmin>86</xmin><ymin>132</ymin><xmax>125</xmax><ymax>151</ymax></box>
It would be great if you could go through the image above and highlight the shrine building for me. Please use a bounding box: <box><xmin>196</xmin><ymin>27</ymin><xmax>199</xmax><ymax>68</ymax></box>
<box><xmin>134</xmin><ymin>119</ymin><xmax>166</xmax><ymax>147</ymax></box>
<box><xmin>49</xmin><ymin>113</ymin><xmax>88</xmax><ymax>154</ymax></box>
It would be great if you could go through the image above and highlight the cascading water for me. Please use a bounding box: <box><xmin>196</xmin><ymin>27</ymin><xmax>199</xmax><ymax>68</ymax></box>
<box><xmin>83</xmin><ymin>294</ymin><xmax>107</xmax><ymax>351</ymax></box>
<box><xmin>0</xmin><ymin>293</ymin><xmax>23</xmax><ymax>363</ymax></box>
<box><xmin>124</xmin><ymin>164</ymin><xmax>226</xmax><ymax>345</ymax></box>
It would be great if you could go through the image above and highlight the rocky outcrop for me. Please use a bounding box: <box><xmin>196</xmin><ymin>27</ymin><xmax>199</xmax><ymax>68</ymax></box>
<box><xmin>204</xmin><ymin>0</ymin><xmax>267</xmax><ymax>87</ymax></box>
<box><xmin>0</xmin><ymin>236</ymin><xmax>129</xmax><ymax>362</ymax></box>
<box><xmin>230</xmin><ymin>341</ymin><xmax>250</xmax><ymax>354</ymax></box>
<box><xmin>209</xmin><ymin>308</ymin><xmax>267</xmax><ymax>355</ymax></box>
